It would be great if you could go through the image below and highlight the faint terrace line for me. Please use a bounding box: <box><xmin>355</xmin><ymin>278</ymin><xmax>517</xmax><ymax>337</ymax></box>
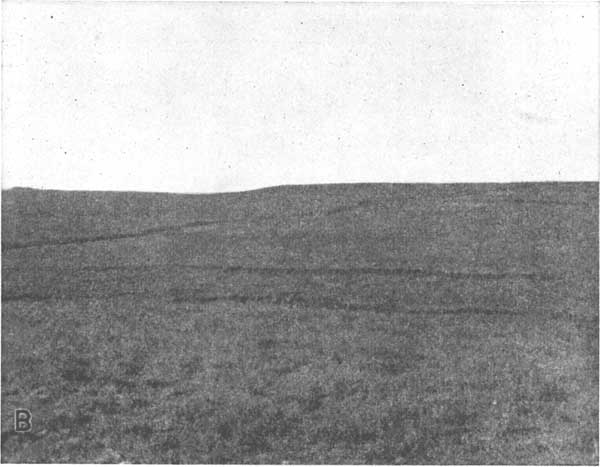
<box><xmin>0</xmin><ymin>290</ymin><xmax>145</xmax><ymax>302</ymax></box>
<box><xmin>324</xmin><ymin>199</ymin><xmax>373</xmax><ymax>216</ymax></box>
<box><xmin>171</xmin><ymin>290</ymin><xmax>520</xmax><ymax>315</ymax></box>
<box><xmin>1</xmin><ymin>263</ymin><xmax>556</xmax><ymax>281</ymax></box>
<box><xmin>509</xmin><ymin>198</ymin><xmax>591</xmax><ymax>207</ymax></box>
<box><xmin>0</xmin><ymin>219</ymin><xmax>224</xmax><ymax>251</ymax></box>
<box><xmin>2</xmin><ymin>195</ymin><xmax>592</xmax><ymax>252</ymax></box>
<box><xmin>218</xmin><ymin>265</ymin><xmax>555</xmax><ymax>281</ymax></box>
<box><xmin>1</xmin><ymin>288</ymin><xmax>519</xmax><ymax>316</ymax></box>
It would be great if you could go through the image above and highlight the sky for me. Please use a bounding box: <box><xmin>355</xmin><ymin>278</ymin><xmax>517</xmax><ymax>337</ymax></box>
<box><xmin>2</xmin><ymin>1</ymin><xmax>598</xmax><ymax>193</ymax></box>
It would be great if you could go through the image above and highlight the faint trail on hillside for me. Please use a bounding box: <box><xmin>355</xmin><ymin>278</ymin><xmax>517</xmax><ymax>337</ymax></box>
<box><xmin>1</xmin><ymin>287</ymin><xmax>519</xmax><ymax>316</ymax></box>
<box><xmin>170</xmin><ymin>290</ymin><xmax>520</xmax><ymax>315</ymax></box>
<box><xmin>2</xmin><ymin>194</ymin><xmax>590</xmax><ymax>252</ymax></box>
<box><xmin>0</xmin><ymin>219</ymin><xmax>223</xmax><ymax>251</ymax></box>
<box><xmin>509</xmin><ymin>198</ymin><xmax>591</xmax><ymax>207</ymax></box>
<box><xmin>1</xmin><ymin>290</ymin><xmax>144</xmax><ymax>302</ymax></box>
<box><xmin>0</xmin><ymin>201</ymin><xmax>367</xmax><ymax>251</ymax></box>
<box><xmin>1</xmin><ymin>263</ymin><xmax>556</xmax><ymax>281</ymax></box>
<box><xmin>219</xmin><ymin>265</ymin><xmax>555</xmax><ymax>281</ymax></box>
<box><xmin>324</xmin><ymin>200</ymin><xmax>372</xmax><ymax>216</ymax></box>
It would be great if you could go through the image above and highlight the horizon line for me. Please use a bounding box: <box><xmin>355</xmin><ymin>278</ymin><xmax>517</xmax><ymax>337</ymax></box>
<box><xmin>2</xmin><ymin>180</ymin><xmax>598</xmax><ymax>197</ymax></box>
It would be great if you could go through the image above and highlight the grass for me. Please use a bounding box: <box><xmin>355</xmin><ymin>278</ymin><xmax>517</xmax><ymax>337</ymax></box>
<box><xmin>1</xmin><ymin>182</ymin><xmax>598</xmax><ymax>463</ymax></box>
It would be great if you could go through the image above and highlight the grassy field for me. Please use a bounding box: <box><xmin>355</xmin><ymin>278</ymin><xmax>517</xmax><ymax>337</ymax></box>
<box><xmin>1</xmin><ymin>183</ymin><xmax>598</xmax><ymax>463</ymax></box>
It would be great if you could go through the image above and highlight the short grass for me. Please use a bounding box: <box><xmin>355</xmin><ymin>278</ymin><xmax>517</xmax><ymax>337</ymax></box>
<box><xmin>2</xmin><ymin>183</ymin><xmax>598</xmax><ymax>463</ymax></box>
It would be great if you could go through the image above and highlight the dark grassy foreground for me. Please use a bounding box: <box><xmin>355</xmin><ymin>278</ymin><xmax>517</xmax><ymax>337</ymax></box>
<box><xmin>1</xmin><ymin>183</ymin><xmax>598</xmax><ymax>464</ymax></box>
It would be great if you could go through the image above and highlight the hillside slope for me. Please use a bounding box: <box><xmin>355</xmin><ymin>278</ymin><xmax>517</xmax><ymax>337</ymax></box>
<box><xmin>1</xmin><ymin>183</ymin><xmax>598</xmax><ymax>463</ymax></box>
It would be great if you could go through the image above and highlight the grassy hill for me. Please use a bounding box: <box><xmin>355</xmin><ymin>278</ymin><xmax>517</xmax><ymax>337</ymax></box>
<box><xmin>1</xmin><ymin>183</ymin><xmax>598</xmax><ymax>463</ymax></box>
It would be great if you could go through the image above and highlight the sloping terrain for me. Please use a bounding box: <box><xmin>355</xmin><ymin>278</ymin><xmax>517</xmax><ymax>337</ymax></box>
<box><xmin>1</xmin><ymin>183</ymin><xmax>598</xmax><ymax>463</ymax></box>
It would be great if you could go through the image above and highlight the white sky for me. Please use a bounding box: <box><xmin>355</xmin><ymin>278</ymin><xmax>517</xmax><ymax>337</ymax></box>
<box><xmin>2</xmin><ymin>2</ymin><xmax>598</xmax><ymax>193</ymax></box>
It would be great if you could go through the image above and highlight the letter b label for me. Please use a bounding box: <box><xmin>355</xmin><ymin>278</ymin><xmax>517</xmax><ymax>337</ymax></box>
<box><xmin>15</xmin><ymin>409</ymin><xmax>32</xmax><ymax>432</ymax></box>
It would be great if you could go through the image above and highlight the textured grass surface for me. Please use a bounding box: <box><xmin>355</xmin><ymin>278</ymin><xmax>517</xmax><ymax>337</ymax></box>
<box><xmin>2</xmin><ymin>183</ymin><xmax>598</xmax><ymax>463</ymax></box>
